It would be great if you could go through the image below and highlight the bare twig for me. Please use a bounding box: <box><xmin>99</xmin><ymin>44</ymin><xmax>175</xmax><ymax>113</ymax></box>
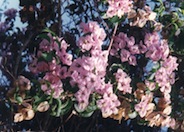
<box><xmin>64</xmin><ymin>111</ymin><xmax>74</xmax><ymax>123</ymax></box>
<box><xmin>60</xmin><ymin>116</ymin><xmax>65</xmax><ymax>132</ymax></box>
<box><xmin>14</xmin><ymin>33</ymin><xmax>34</xmax><ymax>78</ymax></box>
<box><xmin>1</xmin><ymin>64</ymin><xmax>15</xmax><ymax>80</ymax></box>
<box><xmin>118</xmin><ymin>94</ymin><xmax>132</xmax><ymax>103</ymax></box>
<box><xmin>57</xmin><ymin>126</ymin><xmax>61</xmax><ymax>132</ymax></box>
<box><xmin>58</xmin><ymin>0</ymin><xmax>62</xmax><ymax>37</ymax></box>
<box><xmin>108</xmin><ymin>23</ymin><xmax>118</xmax><ymax>52</ymax></box>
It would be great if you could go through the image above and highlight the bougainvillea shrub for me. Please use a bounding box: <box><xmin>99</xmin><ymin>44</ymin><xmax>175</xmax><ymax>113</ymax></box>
<box><xmin>1</xmin><ymin>0</ymin><xmax>184</xmax><ymax>131</ymax></box>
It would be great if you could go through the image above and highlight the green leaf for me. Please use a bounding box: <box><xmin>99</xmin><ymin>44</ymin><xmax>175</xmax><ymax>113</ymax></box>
<box><xmin>42</xmin><ymin>28</ymin><xmax>56</xmax><ymax>36</ymax></box>
<box><xmin>55</xmin><ymin>98</ymin><xmax>62</xmax><ymax>117</ymax></box>
<box><xmin>86</xmin><ymin>105</ymin><xmax>97</xmax><ymax>112</ymax></box>
<box><xmin>177</xmin><ymin>19</ymin><xmax>184</xmax><ymax>27</ymax></box>
<box><xmin>60</xmin><ymin>99</ymin><xmax>73</xmax><ymax>115</ymax></box>
<box><xmin>37</xmin><ymin>34</ymin><xmax>51</xmax><ymax>42</ymax></box>
<box><xmin>109</xmin><ymin>16</ymin><xmax>124</xmax><ymax>24</ymax></box>
<box><xmin>34</xmin><ymin>95</ymin><xmax>47</xmax><ymax>104</ymax></box>
<box><xmin>41</xmin><ymin>52</ymin><xmax>54</xmax><ymax>62</ymax></box>
<box><xmin>79</xmin><ymin>110</ymin><xmax>94</xmax><ymax>117</ymax></box>
<box><xmin>74</xmin><ymin>104</ymin><xmax>85</xmax><ymax>113</ymax></box>
<box><xmin>51</xmin><ymin>99</ymin><xmax>73</xmax><ymax>117</ymax></box>
<box><xmin>109</xmin><ymin>63</ymin><xmax>124</xmax><ymax>72</ymax></box>
<box><xmin>16</xmin><ymin>96</ymin><xmax>23</xmax><ymax>104</ymax></box>
<box><xmin>60</xmin><ymin>99</ymin><xmax>70</xmax><ymax>109</ymax></box>
<box><xmin>137</xmin><ymin>119</ymin><xmax>149</xmax><ymax>125</ymax></box>
<box><xmin>172</xmin><ymin>23</ymin><xmax>179</xmax><ymax>31</ymax></box>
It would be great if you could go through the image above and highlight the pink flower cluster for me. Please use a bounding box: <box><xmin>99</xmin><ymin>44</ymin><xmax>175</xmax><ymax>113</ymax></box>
<box><xmin>78</xmin><ymin>21</ymin><xmax>106</xmax><ymax>52</ymax></box>
<box><xmin>108</xmin><ymin>31</ymin><xmax>179</xmax><ymax>128</ymax></box>
<box><xmin>39</xmin><ymin>34</ymin><xmax>72</xmax><ymax>66</ymax></box>
<box><xmin>29</xmin><ymin>35</ymin><xmax>72</xmax><ymax>98</ymax></box>
<box><xmin>134</xmin><ymin>93</ymin><xmax>154</xmax><ymax>118</ymax></box>
<box><xmin>69</xmin><ymin>21</ymin><xmax>120</xmax><ymax>116</ymax></box>
<box><xmin>134</xmin><ymin>89</ymin><xmax>176</xmax><ymax>128</ymax></box>
<box><xmin>69</xmin><ymin>51</ymin><xmax>108</xmax><ymax>110</ymax></box>
<box><xmin>97</xmin><ymin>91</ymin><xmax>120</xmax><ymax>118</ymax></box>
<box><xmin>29</xmin><ymin>34</ymin><xmax>72</xmax><ymax>74</ymax></box>
<box><xmin>41</xmin><ymin>73</ymin><xmax>63</xmax><ymax>98</ymax></box>
<box><xmin>110</xmin><ymin>32</ymin><xmax>173</xmax><ymax>67</ymax></box>
<box><xmin>155</xmin><ymin>56</ymin><xmax>178</xmax><ymax>98</ymax></box>
<box><xmin>134</xmin><ymin>33</ymin><xmax>178</xmax><ymax>128</ymax></box>
<box><xmin>106</xmin><ymin>0</ymin><xmax>133</xmax><ymax>18</ymax></box>
<box><xmin>69</xmin><ymin>47</ymin><xmax>121</xmax><ymax>114</ymax></box>
<box><xmin>114</xmin><ymin>69</ymin><xmax>132</xmax><ymax>94</ymax></box>
<box><xmin>110</xmin><ymin>32</ymin><xmax>141</xmax><ymax>66</ymax></box>
<box><xmin>27</xmin><ymin>19</ymin><xmax>178</xmax><ymax>128</ymax></box>
<box><xmin>144</xmin><ymin>32</ymin><xmax>169</xmax><ymax>61</ymax></box>
<box><xmin>143</xmin><ymin>33</ymin><xmax>178</xmax><ymax>103</ymax></box>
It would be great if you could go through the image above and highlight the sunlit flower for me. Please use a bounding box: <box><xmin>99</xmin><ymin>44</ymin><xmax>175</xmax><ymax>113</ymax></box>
<box><xmin>135</xmin><ymin>93</ymin><xmax>154</xmax><ymax>118</ymax></box>
<box><xmin>37</xmin><ymin>101</ymin><xmax>50</xmax><ymax>112</ymax></box>
<box><xmin>106</xmin><ymin>0</ymin><xmax>133</xmax><ymax>18</ymax></box>
<box><xmin>97</xmin><ymin>93</ymin><xmax>120</xmax><ymax>118</ymax></box>
<box><xmin>115</xmin><ymin>69</ymin><xmax>132</xmax><ymax>94</ymax></box>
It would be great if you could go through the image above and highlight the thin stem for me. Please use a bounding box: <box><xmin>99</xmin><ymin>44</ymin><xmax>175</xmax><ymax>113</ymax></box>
<box><xmin>58</xmin><ymin>116</ymin><xmax>65</xmax><ymax>132</ymax></box>
<box><xmin>108</xmin><ymin>23</ymin><xmax>118</xmax><ymax>52</ymax></box>
<box><xmin>14</xmin><ymin>33</ymin><xmax>33</xmax><ymax>78</ymax></box>
<box><xmin>58</xmin><ymin>0</ymin><xmax>62</xmax><ymax>37</ymax></box>
<box><xmin>64</xmin><ymin>111</ymin><xmax>73</xmax><ymax>123</ymax></box>
<box><xmin>1</xmin><ymin>64</ymin><xmax>15</xmax><ymax>80</ymax></box>
<box><xmin>118</xmin><ymin>94</ymin><xmax>132</xmax><ymax>103</ymax></box>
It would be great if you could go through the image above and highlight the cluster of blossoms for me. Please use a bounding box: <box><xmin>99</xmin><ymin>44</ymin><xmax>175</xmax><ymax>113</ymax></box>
<box><xmin>6</xmin><ymin>76</ymin><xmax>34</xmax><ymax>122</ymax></box>
<box><xmin>29</xmin><ymin>34</ymin><xmax>72</xmax><ymax>98</ymax></box>
<box><xmin>109</xmin><ymin>29</ymin><xmax>178</xmax><ymax>128</ymax></box>
<box><xmin>114</xmin><ymin>69</ymin><xmax>132</xmax><ymax>94</ymax></box>
<box><xmin>110</xmin><ymin>32</ymin><xmax>140</xmax><ymax>66</ymax></box>
<box><xmin>106</xmin><ymin>0</ymin><xmax>133</xmax><ymax>18</ymax></box>
<box><xmin>27</xmin><ymin>21</ymin><xmax>178</xmax><ymax>128</ymax></box>
<box><xmin>4</xmin><ymin>0</ymin><xmax>181</xmax><ymax>130</ymax></box>
<box><xmin>144</xmin><ymin>32</ymin><xmax>170</xmax><ymax>61</ymax></box>
<box><xmin>143</xmin><ymin>32</ymin><xmax>178</xmax><ymax>100</ymax></box>
<box><xmin>134</xmin><ymin>33</ymin><xmax>178</xmax><ymax>128</ymax></box>
<box><xmin>134</xmin><ymin>90</ymin><xmax>176</xmax><ymax>128</ymax></box>
<box><xmin>70</xmin><ymin>21</ymin><xmax>121</xmax><ymax>117</ymax></box>
<box><xmin>78</xmin><ymin>21</ymin><xmax>106</xmax><ymax>52</ymax></box>
<box><xmin>7</xmin><ymin>75</ymin><xmax>50</xmax><ymax>122</ymax></box>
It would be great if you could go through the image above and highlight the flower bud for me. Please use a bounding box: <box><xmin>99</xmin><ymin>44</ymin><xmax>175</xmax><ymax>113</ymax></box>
<box><xmin>148</xmin><ymin>12</ymin><xmax>157</xmax><ymax>21</ymax></box>
<box><xmin>37</xmin><ymin>101</ymin><xmax>50</xmax><ymax>112</ymax></box>
<box><xmin>128</xmin><ymin>111</ymin><xmax>137</xmax><ymax>119</ymax></box>
<box><xmin>163</xmin><ymin>105</ymin><xmax>172</xmax><ymax>115</ymax></box>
